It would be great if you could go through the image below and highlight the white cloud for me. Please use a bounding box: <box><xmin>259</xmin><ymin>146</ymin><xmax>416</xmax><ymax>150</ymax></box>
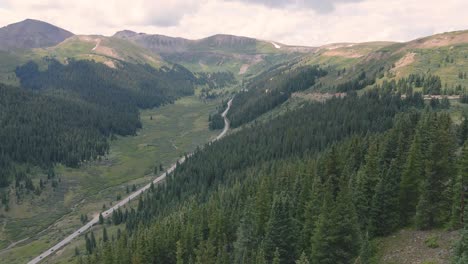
<box><xmin>0</xmin><ymin>0</ymin><xmax>467</xmax><ymax>46</ymax></box>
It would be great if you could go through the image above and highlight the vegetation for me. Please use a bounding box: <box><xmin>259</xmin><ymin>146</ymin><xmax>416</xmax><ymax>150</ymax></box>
<box><xmin>0</xmin><ymin>58</ymin><xmax>197</xmax><ymax>193</ymax></box>
<box><xmin>74</xmin><ymin>88</ymin><xmax>467</xmax><ymax>264</ymax></box>
<box><xmin>228</xmin><ymin>65</ymin><xmax>327</xmax><ymax>128</ymax></box>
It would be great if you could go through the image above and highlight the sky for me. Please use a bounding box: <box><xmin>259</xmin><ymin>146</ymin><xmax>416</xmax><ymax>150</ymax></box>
<box><xmin>0</xmin><ymin>0</ymin><xmax>467</xmax><ymax>46</ymax></box>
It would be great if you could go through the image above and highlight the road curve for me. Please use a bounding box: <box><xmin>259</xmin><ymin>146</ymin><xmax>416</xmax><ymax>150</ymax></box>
<box><xmin>28</xmin><ymin>98</ymin><xmax>233</xmax><ymax>264</ymax></box>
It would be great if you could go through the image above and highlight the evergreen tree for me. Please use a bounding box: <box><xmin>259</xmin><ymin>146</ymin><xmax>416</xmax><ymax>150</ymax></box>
<box><xmin>358</xmin><ymin>232</ymin><xmax>372</xmax><ymax>264</ymax></box>
<box><xmin>369</xmin><ymin>160</ymin><xmax>400</xmax><ymax>236</ymax></box>
<box><xmin>233</xmin><ymin>199</ymin><xmax>256</xmax><ymax>263</ymax></box>
<box><xmin>311</xmin><ymin>181</ymin><xmax>360</xmax><ymax>264</ymax></box>
<box><xmin>399</xmin><ymin>132</ymin><xmax>424</xmax><ymax>226</ymax></box>
<box><xmin>354</xmin><ymin>140</ymin><xmax>380</xmax><ymax>229</ymax></box>
<box><xmin>451</xmin><ymin>142</ymin><xmax>468</xmax><ymax>228</ymax></box>
<box><xmin>263</xmin><ymin>193</ymin><xmax>297</xmax><ymax>263</ymax></box>
<box><xmin>295</xmin><ymin>252</ymin><xmax>310</xmax><ymax>264</ymax></box>
<box><xmin>176</xmin><ymin>240</ymin><xmax>184</xmax><ymax>264</ymax></box>
<box><xmin>453</xmin><ymin>206</ymin><xmax>468</xmax><ymax>263</ymax></box>
<box><xmin>103</xmin><ymin>226</ymin><xmax>109</xmax><ymax>242</ymax></box>
<box><xmin>272</xmin><ymin>248</ymin><xmax>281</xmax><ymax>264</ymax></box>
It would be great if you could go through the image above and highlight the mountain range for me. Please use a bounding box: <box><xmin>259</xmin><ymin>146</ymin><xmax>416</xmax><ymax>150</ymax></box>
<box><xmin>1</xmin><ymin>18</ymin><xmax>468</xmax><ymax>90</ymax></box>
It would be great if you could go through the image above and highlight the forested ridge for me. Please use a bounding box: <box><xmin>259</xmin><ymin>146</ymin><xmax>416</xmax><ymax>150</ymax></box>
<box><xmin>77</xmin><ymin>89</ymin><xmax>467</xmax><ymax>264</ymax></box>
<box><xmin>227</xmin><ymin>65</ymin><xmax>327</xmax><ymax>128</ymax></box>
<box><xmin>0</xmin><ymin>59</ymin><xmax>197</xmax><ymax>191</ymax></box>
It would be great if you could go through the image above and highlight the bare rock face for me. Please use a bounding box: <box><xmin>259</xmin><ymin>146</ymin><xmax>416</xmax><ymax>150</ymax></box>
<box><xmin>0</xmin><ymin>19</ymin><xmax>74</xmax><ymax>51</ymax></box>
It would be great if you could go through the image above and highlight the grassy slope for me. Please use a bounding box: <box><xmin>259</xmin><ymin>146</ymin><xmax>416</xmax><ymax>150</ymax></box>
<box><xmin>0</xmin><ymin>35</ymin><xmax>168</xmax><ymax>85</ymax></box>
<box><xmin>0</xmin><ymin>95</ymin><xmax>220</xmax><ymax>263</ymax></box>
<box><xmin>162</xmin><ymin>39</ymin><xmax>306</xmax><ymax>77</ymax></box>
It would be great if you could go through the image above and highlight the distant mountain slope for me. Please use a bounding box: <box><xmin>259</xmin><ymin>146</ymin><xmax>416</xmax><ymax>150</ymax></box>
<box><xmin>113</xmin><ymin>30</ymin><xmax>315</xmax><ymax>74</ymax></box>
<box><xmin>33</xmin><ymin>35</ymin><xmax>167</xmax><ymax>69</ymax></box>
<box><xmin>0</xmin><ymin>19</ymin><xmax>73</xmax><ymax>51</ymax></box>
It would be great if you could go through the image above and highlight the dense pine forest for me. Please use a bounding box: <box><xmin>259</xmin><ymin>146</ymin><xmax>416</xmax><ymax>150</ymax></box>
<box><xmin>76</xmin><ymin>89</ymin><xmax>467</xmax><ymax>264</ymax></box>
<box><xmin>0</xmin><ymin>59</ymin><xmax>197</xmax><ymax>190</ymax></box>
<box><xmin>227</xmin><ymin>65</ymin><xmax>327</xmax><ymax>128</ymax></box>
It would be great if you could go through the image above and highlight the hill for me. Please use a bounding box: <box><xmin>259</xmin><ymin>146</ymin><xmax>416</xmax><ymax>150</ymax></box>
<box><xmin>33</xmin><ymin>35</ymin><xmax>167</xmax><ymax>69</ymax></box>
<box><xmin>113</xmin><ymin>30</ymin><xmax>314</xmax><ymax>75</ymax></box>
<box><xmin>0</xmin><ymin>19</ymin><xmax>73</xmax><ymax>51</ymax></box>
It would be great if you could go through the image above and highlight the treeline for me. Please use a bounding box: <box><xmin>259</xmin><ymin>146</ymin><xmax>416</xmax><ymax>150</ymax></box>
<box><xmin>75</xmin><ymin>90</ymin><xmax>467</xmax><ymax>264</ymax></box>
<box><xmin>335</xmin><ymin>71</ymin><xmax>376</xmax><ymax>92</ymax></box>
<box><xmin>374</xmin><ymin>73</ymin><xmax>443</xmax><ymax>95</ymax></box>
<box><xmin>227</xmin><ymin>65</ymin><xmax>327</xmax><ymax>128</ymax></box>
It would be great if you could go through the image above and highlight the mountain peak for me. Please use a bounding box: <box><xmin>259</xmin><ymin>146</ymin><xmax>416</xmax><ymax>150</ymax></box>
<box><xmin>113</xmin><ymin>30</ymin><xmax>139</xmax><ymax>39</ymax></box>
<box><xmin>0</xmin><ymin>19</ymin><xmax>73</xmax><ymax>51</ymax></box>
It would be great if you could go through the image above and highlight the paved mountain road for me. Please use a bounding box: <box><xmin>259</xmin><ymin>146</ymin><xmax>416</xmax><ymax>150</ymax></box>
<box><xmin>28</xmin><ymin>98</ymin><xmax>233</xmax><ymax>264</ymax></box>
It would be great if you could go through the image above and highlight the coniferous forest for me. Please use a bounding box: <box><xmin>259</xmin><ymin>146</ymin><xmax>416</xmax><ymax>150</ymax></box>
<box><xmin>0</xmin><ymin>59</ymin><xmax>197</xmax><ymax>189</ymax></box>
<box><xmin>77</xmin><ymin>89</ymin><xmax>467</xmax><ymax>264</ymax></box>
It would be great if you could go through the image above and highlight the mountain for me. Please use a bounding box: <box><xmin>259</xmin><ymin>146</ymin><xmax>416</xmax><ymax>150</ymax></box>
<box><xmin>113</xmin><ymin>30</ymin><xmax>314</xmax><ymax>74</ymax></box>
<box><xmin>0</xmin><ymin>19</ymin><xmax>73</xmax><ymax>51</ymax></box>
<box><xmin>34</xmin><ymin>34</ymin><xmax>167</xmax><ymax>69</ymax></box>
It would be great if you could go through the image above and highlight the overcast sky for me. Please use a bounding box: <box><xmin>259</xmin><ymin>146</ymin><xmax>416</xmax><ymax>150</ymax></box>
<box><xmin>0</xmin><ymin>0</ymin><xmax>467</xmax><ymax>46</ymax></box>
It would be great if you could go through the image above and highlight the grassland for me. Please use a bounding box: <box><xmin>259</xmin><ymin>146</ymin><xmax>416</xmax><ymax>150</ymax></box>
<box><xmin>0</xmin><ymin>95</ymin><xmax>221</xmax><ymax>264</ymax></box>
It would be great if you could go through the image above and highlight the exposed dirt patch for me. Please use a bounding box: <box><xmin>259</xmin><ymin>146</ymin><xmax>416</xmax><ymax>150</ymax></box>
<box><xmin>103</xmin><ymin>60</ymin><xmax>116</xmax><ymax>69</ymax></box>
<box><xmin>291</xmin><ymin>92</ymin><xmax>346</xmax><ymax>102</ymax></box>
<box><xmin>237</xmin><ymin>54</ymin><xmax>263</xmax><ymax>75</ymax></box>
<box><xmin>376</xmin><ymin>229</ymin><xmax>459</xmax><ymax>264</ymax></box>
<box><xmin>78</xmin><ymin>36</ymin><xmax>121</xmax><ymax>60</ymax></box>
<box><xmin>322</xmin><ymin>47</ymin><xmax>365</xmax><ymax>58</ymax></box>
<box><xmin>239</xmin><ymin>64</ymin><xmax>249</xmax><ymax>74</ymax></box>
<box><xmin>392</xmin><ymin>52</ymin><xmax>416</xmax><ymax>73</ymax></box>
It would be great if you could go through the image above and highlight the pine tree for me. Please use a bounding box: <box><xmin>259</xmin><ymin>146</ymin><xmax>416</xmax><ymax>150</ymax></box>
<box><xmin>415</xmin><ymin>169</ymin><xmax>434</xmax><ymax>230</ymax></box>
<box><xmin>399</xmin><ymin>132</ymin><xmax>424</xmax><ymax>226</ymax></box>
<box><xmin>255</xmin><ymin>248</ymin><xmax>267</xmax><ymax>264</ymax></box>
<box><xmin>453</xmin><ymin>205</ymin><xmax>468</xmax><ymax>263</ymax></box>
<box><xmin>263</xmin><ymin>193</ymin><xmax>297</xmax><ymax>263</ymax></box>
<box><xmin>99</xmin><ymin>213</ymin><xmax>104</xmax><ymax>225</ymax></box>
<box><xmin>311</xmin><ymin>181</ymin><xmax>361</xmax><ymax>264</ymax></box>
<box><xmin>90</xmin><ymin>231</ymin><xmax>97</xmax><ymax>250</ymax></box>
<box><xmin>85</xmin><ymin>234</ymin><xmax>93</xmax><ymax>254</ymax></box>
<box><xmin>295</xmin><ymin>251</ymin><xmax>310</xmax><ymax>264</ymax></box>
<box><xmin>176</xmin><ymin>240</ymin><xmax>184</xmax><ymax>264</ymax></box>
<box><xmin>369</xmin><ymin>160</ymin><xmax>400</xmax><ymax>236</ymax></box>
<box><xmin>195</xmin><ymin>240</ymin><xmax>216</xmax><ymax>264</ymax></box>
<box><xmin>358</xmin><ymin>232</ymin><xmax>372</xmax><ymax>264</ymax></box>
<box><xmin>451</xmin><ymin>143</ymin><xmax>468</xmax><ymax>228</ymax></box>
<box><xmin>301</xmin><ymin>177</ymin><xmax>323</xmax><ymax>254</ymax></box>
<box><xmin>233</xmin><ymin>199</ymin><xmax>256</xmax><ymax>263</ymax></box>
<box><xmin>354</xmin><ymin>140</ymin><xmax>380</xmax><ymax>229</ymax></box>
<box><xmin>272</xmin><ymin>248</ymin><xmax>281</xmax><ymax>264</ymax></box>
<box><xmin>103</xmin><ymin>226</ymin><xmax>109</xmax><ymax>242</ymax></box>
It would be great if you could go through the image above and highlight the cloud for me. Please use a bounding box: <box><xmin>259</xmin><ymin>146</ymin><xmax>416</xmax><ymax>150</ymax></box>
<box><xmin>226</xmin><ymin>0</ymin><xmax>364</xmax><ymax>13</ymax></box>
<box><xmin>0</xmin><ymin>0</ymin><xmax>466</xmax><ymax>46</ymax></box>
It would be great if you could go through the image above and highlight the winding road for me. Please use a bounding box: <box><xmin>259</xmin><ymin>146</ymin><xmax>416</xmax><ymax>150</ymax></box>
<box><xmin>28</xmin><ymin>98</ymin><xmax>233</xmax><ymax>264</ymax></box>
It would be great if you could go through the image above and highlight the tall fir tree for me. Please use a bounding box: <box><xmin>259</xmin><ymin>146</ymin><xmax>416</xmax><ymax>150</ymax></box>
<box><xmin>369</xmin><ymin>160</ymin><xmax>400</xmax><ymax>236</ymax></box>
<box><xmin>399</xmin><ymin>132</ymin><xmax>424</xmax><ymax>226</ymax></box>
<box><xmin>311</xmin><ymin>181</ymin><xmax>360</xmax><ymax>264</ymax></box>
<box><xmin>263</xmin><ymin>193</ymin><xmax>297</xmax><ymax>263</ymax></box>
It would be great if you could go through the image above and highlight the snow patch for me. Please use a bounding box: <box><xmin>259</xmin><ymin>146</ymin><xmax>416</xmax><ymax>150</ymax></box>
<box><xmin>271</xmin><ymin>42</ymin><xmax>281</xmax><ymax>49</ymax></box>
